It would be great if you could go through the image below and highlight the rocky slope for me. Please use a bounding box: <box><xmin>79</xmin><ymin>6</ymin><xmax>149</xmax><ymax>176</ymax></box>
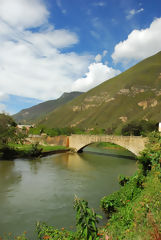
<box><xmin>13</xmin><ymin>91</ymin><xmax>83</xmax><ymax>124</ymax></box>
<box><xmin>39</xmin><ymin>51</ymin><xmax>161</xmax><ymax>132</ymax></box>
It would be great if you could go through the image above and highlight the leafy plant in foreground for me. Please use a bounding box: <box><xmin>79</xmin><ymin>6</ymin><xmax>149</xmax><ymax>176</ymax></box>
<box><xmin>36</xmin><ymin>197</ymin><xmax>102</xmax><ymax>240</ymax></box>
<box><xmin>74</xmin><ymin>197</ymin><xmax>102</xmax><ymax>240</ymax></box>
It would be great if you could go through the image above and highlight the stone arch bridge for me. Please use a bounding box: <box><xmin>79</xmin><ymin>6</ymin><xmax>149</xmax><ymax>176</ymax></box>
<box><xmin>27</xmin><ymin>134</ymin><xmax>148</xmax><ymax>156</ymax></box>
<box><xmin>69</xmin><ymin>135</ymin><xmax>148</xmax><ymax>156</ymax></box>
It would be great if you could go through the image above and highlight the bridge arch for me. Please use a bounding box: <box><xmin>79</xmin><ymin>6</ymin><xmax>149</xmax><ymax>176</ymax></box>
<box><xmin>77</xmin><ymin>142</ymin><xmax>132</xmax><ymax>154</ymax></box>
<box><xmin>69</xmin><ymin>134</ymin><xmax>148</xmax><ymax>156</ymax></box>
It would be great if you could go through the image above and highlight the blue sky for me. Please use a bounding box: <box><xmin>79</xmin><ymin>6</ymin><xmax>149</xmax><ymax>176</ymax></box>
<box><xmin>0</xmin><ymin>0</ymin><xmax>161</xmax><ymax>114</ymax></box>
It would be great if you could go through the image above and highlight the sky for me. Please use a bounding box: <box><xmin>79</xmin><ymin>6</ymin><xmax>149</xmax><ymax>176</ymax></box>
<box><xmin>0</xmin><ymin>0</ymin><xmax>161</xmax><ymax>114</ymax></box>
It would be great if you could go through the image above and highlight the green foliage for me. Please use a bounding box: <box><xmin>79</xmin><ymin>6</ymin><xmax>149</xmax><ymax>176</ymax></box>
<box><xmin>101</xmin><ymin>131</ymin><xmax>161</xmax><ymax>239</ymax></box>
<box><xmin>138</xmin><ymin>131</ymin><xmax>161</xmax><ymax>175</ymax></box>
<box><xmin>102</xmin><ymin>167</ymin><xmax>161</xmax><ymax>240</ymax></box>
<box><xmin>0</xmin><ymin>113</ymin><xmax>17</xmax><ymax>145</ymax></box>
<box><xmin>28</xmin><ymin>125</ymin><xmax>45</xmax><ymax>135</ymax></box>
<box><xmin>74</xmin><ymin>197</ymin><xmax>102</xmax><ymax>240</ymax></box>
<box><xmin>30</xmin><ymin>143</ymin><xmax>43</xmax><ymax>157</ymax></box>
<box><xmin>118</xmin><ymin>175</ymin><xmax>130</xmax><ymax>186</ymax></box>
<box><xmin>0</xmin><ymin>145</ymin><xmax>17</xmax><ymax>159</ymax></box>
<box><xmin>36</xmin><ymin>222</ymin><xmax>74</xmax><ymax>240</ymax></box>
<box><xmin>0</xmin><ymin>113</ymin><xmax>26</xmax><ymax>159</ymax></box>
<box><xmin>101</xmin><ymin>173</ymin><xmax>144</xmax><ymax>217</ymax></box>
<box><xmin>89</xmin><ymin>128</ymin><xmax>106</xmax><ymax>135</ymax></box>
<box><xmin>96</xmin><ymin>142</ymin><xmax>124</xmax><ymax>150</ymax></box>
<box><xmin>35</xmin><ymin>198</ymin><xmax>102</xmax><ymax>240</ymax></box>
<box><xmin>1</xmin><ymin>232</ymin><xmax>27</xmax><ymax>240</ymax></box>
<box><xmin>121</xmin><ymin>120</ymin><xmax>157</xmax><ymax>136</ymax></box>
<box><xmin>29</xmin><ymin>126</ymin><xmax>86</xmax><ymax>137</ymax></box>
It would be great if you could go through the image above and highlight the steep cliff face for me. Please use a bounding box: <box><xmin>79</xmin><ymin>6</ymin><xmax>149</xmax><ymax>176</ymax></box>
<box><xmin>13</xmin><ymin>91</ymin><xmax>83</xmax><ymax>124</ymax></box>
<box><xmin>39</xmin><ymin>51</ymin><xmax>161</xmax><ymax>131</ymax></box>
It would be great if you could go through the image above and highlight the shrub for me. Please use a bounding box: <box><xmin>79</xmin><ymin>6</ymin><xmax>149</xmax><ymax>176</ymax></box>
<box><xmin>74</xmin><ymin>197</ymin><xmax>102</xmax><ymax>240</ymax></box>
<box><xmin>118</xmin><ymin>175</ymin><xmax>130</xmax><ymax>186</ymax></box>
<box><xmin>101</xmin><ymin>173</ymin><xmax>144</xmax><ymax>216</ymax></box>
<box><xmin>30</xmin><ymin>143</ymin><xmax>43</xmax><ymax>157</ymax></box>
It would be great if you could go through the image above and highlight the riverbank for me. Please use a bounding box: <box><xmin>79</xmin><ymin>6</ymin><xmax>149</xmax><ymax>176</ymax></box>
<box><xmin>1</xmin><ymin>132</ymin><xmax>160</xmax><ymax>239</ymax></box>
<box><xmin>93</xmin><ymin>142</ymin><xmax>124</xmax><ymax>150</ymax></box>
<box><xmin>0</xmin><ymin>143</ymin><xmax>70</xmax><ymax>160</ymax></box>
<box><xmin>100</xmin><ymin>132</ymin><xmax>161</xmax><ymax>239</ymax></box>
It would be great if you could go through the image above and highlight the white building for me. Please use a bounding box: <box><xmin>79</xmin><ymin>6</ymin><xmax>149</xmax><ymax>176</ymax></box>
<box><xmin>159</xmin><ymin>122</ymin><xmax>161</xmax><ymax>132</ymax></box>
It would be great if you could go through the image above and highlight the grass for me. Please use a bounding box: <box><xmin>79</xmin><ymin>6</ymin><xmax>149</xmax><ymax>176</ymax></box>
<box><xmin>2</xmin><ymin>143</ymin><xmax>69</xmax><ymax>159</ymax></box>
<box><xmin>94</xmin><ymin>142</ymin><xmax>124</xmax><ymax>150</ymax></box>
<box><xmin>39</xmin><ymin>51</ymin><xmax>161</xmax><ymax>131</ymax></box>
<box><xmin>101</xmin><ymin>168</ymin><xmax>161</xmax><ymax>240</ymax></box>
<box><xmin>100</xmin><ymin>132</ymin><xmax>161</xmax><ymax>239</ymax></box>
<box><xmin>9</xmin><ymin>143</ymin><xmax>67</xmax><ymax>152</ymax></box>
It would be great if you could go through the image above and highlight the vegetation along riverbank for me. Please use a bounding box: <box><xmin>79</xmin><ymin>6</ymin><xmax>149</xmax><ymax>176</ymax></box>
<box><xmin>1</xmin><ymin>130</ymin><xmax>160</xmax><ymax>239</ymax></box>
<box><xmin>0</xmin><ymin>113</ymin><xmax>69</xmax><ymax>159</ymax></box>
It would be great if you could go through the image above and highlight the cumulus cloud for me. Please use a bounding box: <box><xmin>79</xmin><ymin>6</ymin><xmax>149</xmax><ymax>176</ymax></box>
<box><xmin>126</xmin><ymin>8</ymin><xmax>144</xmax><ymax>19</ymax></box>
<box><xmin>0</xmin><ymin>0</ymin><xmax>49</xmax><ymax>29</ymax></box>
<box><xmin>95</xmin><ymin>54</ymin><xmax>102</xmax><ymax>62</ymax></box>
<box><xmin>112</xmin><ymin>18</ymin><xmax>161</xmax><ymax>65</ymax></box>
<box><xmin>72</xmin><ymin>63</ymin><xmax>120</xmax><ymax>92</ymax></box>
<box><xmin>95</xmin><ymin>50</ymin><xmax>108</xmax><ymax>62</ymax></box>
<box><xmin>0</xmin><ymin>0</ymin><xmax>92</xmax><ymax>101</ymax></box>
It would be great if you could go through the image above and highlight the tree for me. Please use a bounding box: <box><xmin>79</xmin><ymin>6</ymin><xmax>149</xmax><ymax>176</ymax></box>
<box><xmin>0</xmin><ymin>113</ymin><xmax>17</xmax><ymax>145</ymax></box>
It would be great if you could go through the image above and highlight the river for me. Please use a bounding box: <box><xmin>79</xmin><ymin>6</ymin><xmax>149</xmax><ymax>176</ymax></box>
<box><xmin>0</xmin><ymin>145</ymin><xmax>137</xmax><ymax>238</ymax></box>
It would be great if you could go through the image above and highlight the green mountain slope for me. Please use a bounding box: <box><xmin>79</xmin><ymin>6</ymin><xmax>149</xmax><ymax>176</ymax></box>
<box><xmin>13</xmin><ymin>92</ymin><xmax>83</xmax><ymax>124</ymax></box>
<box><xmin>39</xmin><ymin>51</ymin><xmax>161</xmax><ymax>131</ymax></box>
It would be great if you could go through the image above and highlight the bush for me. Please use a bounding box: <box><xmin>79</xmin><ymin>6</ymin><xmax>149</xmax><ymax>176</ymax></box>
<box><xmin>30</xmin><ymin>143</ymin><xmax>43</xmax><ymax>157</ymax></box>
<box><xmin>36</xmin><ymin>197</ymin><xmax>102</xmax><ymax>240</ymax></box>
<box><xmin>101</xmin><ymin>173</ymin><xmax>145</xmax><ymax>217</ymax></box>
<box><xmin>121</xmin><ymin>120</ymin><xmax>158</xmax><ymax>136</ymax></box>
<box><xmin>118</xmin><ymin>175</ymin><xmax>130</xmax><ymax>186</ymax></box>
<box><xmin>138</xmin><ymin>132</ymin><xmax>161</xmax><ymax>175</ymax></box>
<box><xmin>74</xmin><ymin>197</ymin><xmax>102</xmax><ymax>240</ymax></box>
<box><xmin>0</xmin><ymin>144</ymin><xmax>17</xmax><ymax>159</ymax></box>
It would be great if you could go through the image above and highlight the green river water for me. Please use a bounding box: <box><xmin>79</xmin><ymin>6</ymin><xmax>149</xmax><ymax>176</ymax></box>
<box><xmin>0</xmin><ymin>145</ymin><xmax>137</xmax><ymax>238</ymax></box>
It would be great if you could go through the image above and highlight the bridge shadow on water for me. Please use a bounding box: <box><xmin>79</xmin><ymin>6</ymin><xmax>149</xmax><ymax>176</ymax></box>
<box><xmin>81</xmin><ymin>150</ymin><xmax>136</xmax><ymax>160</ymax></box>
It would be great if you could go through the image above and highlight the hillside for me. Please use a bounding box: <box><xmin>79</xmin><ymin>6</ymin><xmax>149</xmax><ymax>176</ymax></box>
<box><xmin>39</xmin><ymin>51</ymin><xmax>161</xmax><ymax>132</ymax></box>
<box><xmin>13</xmin><ymin>91</ymin><xmax>83</xmax><ymax>124</ymax></box>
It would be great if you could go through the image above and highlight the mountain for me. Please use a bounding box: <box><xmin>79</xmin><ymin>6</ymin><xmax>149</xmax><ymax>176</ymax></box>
<box><xmin>13</xmin><ymin>91</ymin><xmax>83</xmax><ymax>124</ymax></box>
<box><xmin>39</xmin><ymin>51</ymin><xmax>161</xmax><ymax>132</ymax></box>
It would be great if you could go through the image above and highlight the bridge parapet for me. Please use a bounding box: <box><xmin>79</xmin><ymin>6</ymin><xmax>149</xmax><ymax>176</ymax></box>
<box><xmin>69</xmin><ymin>134</ymin><xmax>148</xmax><ymax>156</ymax></box>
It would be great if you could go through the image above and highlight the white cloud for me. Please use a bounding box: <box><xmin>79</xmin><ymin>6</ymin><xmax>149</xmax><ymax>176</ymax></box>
<box><xmin>93</xmin><ymin>2</ymin><xmax>106</xmax><ymax>7</ymax></box>
<box><xmin>0</xmin><ymin>103</ymin><xmax>6</xmax><ymax>112</ymax></box>
<box><xmin>0</xmin><ymin>92</ymin><xmax>9</xmax><ymax>101</ymax></box>
<box><xmin>95</xmin><ymin>50</ymin><xmax>108</xmax><ymax>62</ymax></box>
<box><xmin>0</xmin><ymin>0</ymin><xmax>92</xmax><ymax>101</ymax></box>
<box><xmin>95</xmin><ymin>54</ymin><xmax>102</xmax><ymax>62</ymax></box>
<box><xmin>126</xmin><ymin>8</ymin><xmax>144</xmax><ymax>19</ymax></box>
<box><xmin>0</xmin><ymin>0</ymin><xmax>49</xmax><ymax>29</ymax></box>
<box><xmin>56</xmin><ymin>0</ymin><xmax>67</xmax><ymax>14</ymax></box>
<box><xmin>112</xmin><ymin>18</ymin><xmax>161</xmax><ymax>65</ymax></box>
<box><xmin>72</xmin><ymin>63</ymin><xmax>120</xmax><ymax>92</ymax></box>
<box><xmin>103</xmin><ymin>50</ymin><xmax>108</xmax><ymax>57</ymax></box>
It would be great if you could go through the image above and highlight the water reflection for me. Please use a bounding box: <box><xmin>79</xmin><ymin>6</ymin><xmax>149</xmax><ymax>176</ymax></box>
<box><xmin>0</xmin><ymin>161</ymin><xmax>22</xmax><ymax>203</ymax></box>
<box><xmin>48</xmin><ymin>153</ymin><xmax>94</xmax><ymax>172</ymax></box>
<box><xmin>28</xmin><ymin>157</ymin><xmax>43</xmax><ymax>174</ymax></box>
<box><xmin>0</xmin><ymin>148</ymin><xmax>136</xmax><ymax>237</ymax></box>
